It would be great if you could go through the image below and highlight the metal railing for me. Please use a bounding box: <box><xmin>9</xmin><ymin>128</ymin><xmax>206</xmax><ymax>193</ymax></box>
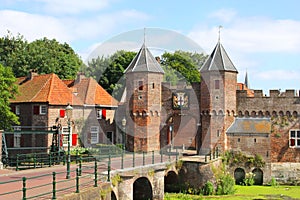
<box><xmin>0</xmin><ymin>150</ymin><xmax>181</xmax><ymax>199</ymax></box>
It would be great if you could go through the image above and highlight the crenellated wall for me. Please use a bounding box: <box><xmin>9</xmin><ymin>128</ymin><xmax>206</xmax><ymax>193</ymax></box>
<box><xmin>237</xmin><ymin>89</ymin><xmax>300</xmax><ymax>117</ymax></box>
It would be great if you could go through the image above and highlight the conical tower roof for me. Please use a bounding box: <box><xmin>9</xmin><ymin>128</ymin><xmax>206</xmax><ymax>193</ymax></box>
<box><xmin>124</xmin><ymin>43</ymin><xmax>164</xmax><ymax>74</ymax></box>
<box><xmin>200</xmin><ymin>41</ymin><xmax>238</xmax><ymax>73</ymax></box>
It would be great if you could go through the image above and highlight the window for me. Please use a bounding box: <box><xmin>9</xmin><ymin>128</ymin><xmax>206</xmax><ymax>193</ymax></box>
<box><xmin>40</xmin><ymin>105</ymin><xmax>47</xmax><ymax>115</ymax></box>
<box><xmin>215</xmin><ymin>80</ymin><xmax>220</xmax><ymax>90</ymax></box>
<box><xmin>96</xmin><ymin>109</ymin><xmax>106</xmax><ymax>119</ymax></box>
<box><xmin>62</xmin><ymin>126</ymin><xmax>72</xmax><ymax>147</ymax></box>
<box><xmin>13</xmin><ymin>126</ymin><xmax>21</xmax><ymax>147</ymax></box>
<box><xmin>217</xmin><ymin>130</ymin><xmax>220</xmax><ymax>137</ymax></box>
<box><xmin>237</xmin><ymin>138</ymin><xmax>240</xmax><ymax>142</ymax></box>
<box><xmin>138</xmin><ymin>81</ymin><xmax>143</xmax><ymax>90</ymax></box>
<box><xmin>289</xmin><ymin>130</ymin><xmax>300</xmax><ymax>148</ymax></box>
<box><xmin>15</xmin><ymin>105</ymin><xmax>20</xmax><ymax>115</ymax></box>
<box><xmin>33</xmin><ymin>105</ymin><xmax>47</xmax><ymax>115</ymax></box>
<box><xmin>90</xmin><ymin>126</ymin><xmax>99</xmax><ymax>144</ymax></box>
<box><xmin>151</xmin><ymin>82</ymin><xmax>155</xmax><ymax>89</ymax></box>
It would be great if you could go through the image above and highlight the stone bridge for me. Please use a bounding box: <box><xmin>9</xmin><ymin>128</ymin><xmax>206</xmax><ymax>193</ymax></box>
<box><xmin>61</xmin><ymin>157</ymin><xmax>222</xmax><ymax>200</ymax></box>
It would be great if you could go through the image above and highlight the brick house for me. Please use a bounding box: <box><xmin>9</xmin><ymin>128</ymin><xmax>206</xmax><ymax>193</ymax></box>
<box><xmin>7</xmin><ymin>72</ymin><xmax>118</xmax><ymax>156</ymax></box>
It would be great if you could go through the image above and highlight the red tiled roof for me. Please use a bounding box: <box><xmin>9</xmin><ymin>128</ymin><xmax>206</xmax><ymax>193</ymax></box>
<box><xmin>237</xmin><ymin>83</ymin><xmax>254</xmax><ymax>97</ymax></box>
<box><xmin>72</xmin><ymin>77</ymin><xmax>118</xmax><ymax>107</ymax></box>
<box><xmin>11</xmin><ymin>74</ymin><xmax>83</xmax><ymax>105</ymax></box>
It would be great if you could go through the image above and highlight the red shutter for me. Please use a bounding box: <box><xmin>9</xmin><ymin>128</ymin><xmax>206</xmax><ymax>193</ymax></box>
<box><xmin>102</xmin><ymin>109</ymin><xmax>106</xmax><ymax>119</ymax></box>
<box><xmin>33</xmin><ymin>106</ymin><xmax>39</xmax><ymax>115</ymax></box>
<box><xmin>60</xmin><ymin>109</ymin><xmax>65</xmax><ymax>118</ymax></box>
<box><xmin>72</xmin><ymin>134</ymin><xmax>77</xmax><ymax>146</ymax></box>
<box><xmin>291</xmin><ymin>139</ymin><xmax>295</xmax><ymax>146</ymax></box>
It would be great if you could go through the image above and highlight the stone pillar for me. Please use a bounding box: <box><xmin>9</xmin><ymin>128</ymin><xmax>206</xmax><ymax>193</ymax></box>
<box><xmin>152</xmin><ymin>169</ymin><xmax>165</xmax><ymax>200</ymax></box>
<box><xmin>0</xmin><ymin>130</ymin><xmax>3</xmax><ymax>169</ymax></box>
<box><xmin>118</xmin><ymin>175</ymin><xmax>134</xmax><ymax>200</ymax></box>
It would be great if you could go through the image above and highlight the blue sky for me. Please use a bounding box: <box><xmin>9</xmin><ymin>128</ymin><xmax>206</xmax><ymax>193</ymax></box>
<box><xmin>1</xmin><ymin>0</ymin><xmax>300</xmax><ymax>93</ymax></box>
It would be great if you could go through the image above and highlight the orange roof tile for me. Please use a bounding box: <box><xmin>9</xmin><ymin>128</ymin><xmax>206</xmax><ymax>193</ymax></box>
<box><xmin>11</xmin><ymin>74</ymin><xmax>83</xmax><ymax>105</ymax></box>
<box><xmin>72</xmin><ymin>77</ymin><xmax>118</xmax><ymax>107</ymax></box>
<box><xmin>237</xmin><ymin>83</ymin><xmax>254</xmax><ymax>97</ymax></box>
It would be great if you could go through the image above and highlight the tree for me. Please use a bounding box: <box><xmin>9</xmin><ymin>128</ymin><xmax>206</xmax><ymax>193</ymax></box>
<box><xmin>161</xmin><ymin>50</ymin><xmax>207</xmax><ymax>84</ymax></box>
<box><xmin>0</xmin><ymin>64</ymin><xmax>19</xmax><ymax>130</ymax></box>
<box><xmin>85</xmin><ymin>50</ymin><xmax>137</xmax><ymax>100</ymax></box>
<box><xmin>0</xmin><ymin>32</ymin><xmax>83</xmax><ymax>79</ymax></box>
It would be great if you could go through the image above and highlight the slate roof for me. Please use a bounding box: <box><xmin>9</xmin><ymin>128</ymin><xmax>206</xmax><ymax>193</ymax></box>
<box><xmin>226</xmin><ymin>118</ymin><xmax>271</xmax><ymax>134</ymax></box>
<box><xmin>124</xmin><ymin>43</ymin><xmax>164</xmax><ymax>74</ymax></box>
<box><xmin>71</xmin><ymin>77</ymin><xmax>118</xmax><ymax>107</ymax></box>
<box><xmin>200</xmin><ymin>41</ymin><xmax>238</xmax><ymax>72</ymax></box>
<box><xmin>11</xmin><ymin>74</ymin><xmax>82</xmax><ymax>105</ymax></box>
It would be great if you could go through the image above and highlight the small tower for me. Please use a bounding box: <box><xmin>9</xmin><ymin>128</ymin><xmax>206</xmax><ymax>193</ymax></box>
<box><xmin>124</xmin><ymin>43</ymin><xmax>164</xmax><ymax>152</ymax></box>
<box><xmin>200</xmin><ymin>40</ymin><xmax>238</xmax><ymax>154</ymax></box>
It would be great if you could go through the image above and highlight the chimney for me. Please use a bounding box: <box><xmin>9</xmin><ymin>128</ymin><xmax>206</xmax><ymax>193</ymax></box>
<box><xmin>28</xmin><ymin>69</ymin><xmax>38</xmax><ymax>80</ymax></box>
<box><xmin>75</xmin><ymin>72</ymin><xmax>86</xmax><ymax>85</ymax></box>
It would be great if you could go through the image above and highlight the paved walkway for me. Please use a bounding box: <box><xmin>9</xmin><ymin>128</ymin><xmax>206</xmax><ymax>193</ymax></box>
<box><xmin>0</xmin><ymin>152</ymin><xmax>185</xmax><ymax>200</ymax></box>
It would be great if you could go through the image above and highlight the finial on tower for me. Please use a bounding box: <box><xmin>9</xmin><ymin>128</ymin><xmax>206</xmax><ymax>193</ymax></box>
<box><xmin>218</xmin><ymin>25</ymin><xmax>223</xmax><ymax>42</ymax></box>
<box><xmin>244</xmin><ymin>69</ymin><xmax>249</xmax><ymax>88</ymax></box>
<box><xmin>144</xmin><ymin>27</ymin><xmax>146</xmax><ymax>45</ymax></box>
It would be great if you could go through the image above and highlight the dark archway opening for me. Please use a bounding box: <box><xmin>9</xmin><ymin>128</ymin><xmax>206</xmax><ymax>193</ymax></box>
<box><xmin>133</xmin><ymin>177</ymin><xmax>153</xmax><ymax>200</ymax></box>
<box><xmin>111</xmin><ymin>191</ymin><xmax>117</xmax><ymax>200</ymax></box>
<box><xmin>165</xmin><ymin>171</ymin><xmax>180</xmax><ymax>193</ymax></box>
<box><xmin>252</xmin><ymin>168</ymin><xmax>263</xmax><ymax>185</ymax></box>
<box><xmin>234</xmin><ymin>168</ymin><xmax>245</xmax><ymax>185</ymax></box>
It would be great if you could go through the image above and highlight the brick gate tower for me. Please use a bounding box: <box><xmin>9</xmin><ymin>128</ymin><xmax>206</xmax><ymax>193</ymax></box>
<box><xmin>199</xmin><ymin>40</ymin><xmax>238</xmax><ymax>154</ymax></box>
<box><xmin>124</xmin><ymin>43</ymin><xmax>164</xmax><ymax>152</ymax></box>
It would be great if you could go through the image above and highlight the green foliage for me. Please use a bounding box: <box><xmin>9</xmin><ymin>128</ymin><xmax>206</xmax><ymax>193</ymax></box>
<box><xmin>85</xmin><ymin>50</ymin><xmax>137</xmax><ymax>100</ymax></box>
<box><xmin>216</xmin><ymin>173</ymin><xmax>236</xmax><ymax>195</ymax></box>
<box><xmin>269</xmin><ymin>177</ymin><xmax>279</xmax><ymax>187</ymax></box>
<box><xmin>111</xmin><ymin>174</ymin><xmax>122</xmax><ymax>186</ymax></box>
<box><xmin>202</xmin><ymin>181</ymin><xmax>214</xmax><ymax>195</ymax></box>
<box><xmin>161</xmin><ymin>50</ymin><xmax>207</xmax><ymax>84</ymax></box>
<box><xmin>0</xmin><ymin>32</ymin><xmax>83</xmax><ymax>79</ymax></box>
<box><xmin>0</xmin><ymin>63</ymin><xmax>19</xmax><ymax>130</ymax></box>
<box><xmin>222</xmin><ymin>150</ymin><xmax>265</xmax><ymax>168</ymax></box>
<box><xmin>243</xmin><ymin>172</ymin><xmax>255</xmax><ymax>186</ymax></box>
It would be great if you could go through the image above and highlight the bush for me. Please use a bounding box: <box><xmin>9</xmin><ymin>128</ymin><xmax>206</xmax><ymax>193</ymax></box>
<box><xmin>203</xmin><ymin>181</ymin><xmax>214</xmax><ymax>195</ymax></box>
<box><xmin>270</xmin><ymin>177</ymin><xmax>278</xmax><ymax>187</ymax></box>
<box><xmin>243</xmin><ymin>172</ymin><xmax>255</xmax><ymax>186</ymax></box>
<box><xmin>216</xmin><ymin>173</ymin><xmax>236</xmax><ymax>195</ymax></box>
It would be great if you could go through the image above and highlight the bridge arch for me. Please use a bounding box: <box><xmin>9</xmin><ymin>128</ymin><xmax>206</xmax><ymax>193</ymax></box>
<box><xmin>133</xmin><ymin>177</ymin><xmax>153</xmax><ymax>200</ymax></box>
<box><xmin>165</xmin><ymin>170</ymin><xmax>180</xmax><ymax>193</ymax></box>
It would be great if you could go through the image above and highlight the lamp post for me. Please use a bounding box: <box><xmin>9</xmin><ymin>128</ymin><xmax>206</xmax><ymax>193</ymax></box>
<box><xmin>122</xmin><ymin>117</ymin><xmax>126</xmax><ymax>151</ymax></box>
<box><xmin>65</xmin><ymin>103</ymin><xmax>73</xmax><ymax>179</ymax></box>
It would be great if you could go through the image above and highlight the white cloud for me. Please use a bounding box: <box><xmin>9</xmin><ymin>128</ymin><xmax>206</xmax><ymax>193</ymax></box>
<box><xmin>189</xmin><ymin>16</ymin><xmax>300</xmax><ymax>54</ymax></box>
<box><xmin>209</xmin><ymin>9</ymin><xmax>237</xmax><ymax>23</ymax></box>
<box><xmin>0</xmin><ymin>9</ymin><xmax>149</xmax><ymax>44</ymax></box>
<box><xmin>0</xmin><ymin>10</ymin><xmax>71</xmax><ymax>42</ymax></box>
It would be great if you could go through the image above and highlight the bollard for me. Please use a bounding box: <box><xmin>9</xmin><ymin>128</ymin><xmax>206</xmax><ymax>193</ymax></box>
<box><xmin>52</xmin><ymin>172</ymin><xmax>56</xmax><ymax>199</ymax></box>
<box><xmin>76</xmin><ymin>149</ymin><xmax>79</xmax><ymax>164</ymax></box>
<box><xmin>76</xmin><ymin>168</ymin><xmax>80</xmax><ymax>193</ymax></box>
<box><xmin>95</xmin><ymin>160</ymin><xmax>98</xmax><ymax>187</ymax></box>
<box><xmin>107</xmin><ymin>154</ymin><xmax>111</xmax><ymax>182</ymax></box>
<box><xmin>152</xmin><ymin>151</ymin><xmax>154</xmax><ymax>164</ymax></box>
<box><xmin>22</xmin><ymin>177</ymin><xmax>26</xmax><ymax>200</ymax></box>
<box><xmin>79</xmin><ymin>157</ymin><xmax>82</xmax><ymax>176</ymax></box>
<box><xmin>121</xmin><ymin>151</ymin><xmax>124</xmax><ymax>169</ymax></box>
<box><xmin>143</xmin><ymin>151</ymin><xmax>145</xmax><ymax>166</ymax></box>
<box><xmin>16</xmin><ymin>155</ymin><xmax>19</xmax><ymax>171</ymax></box>
<box><xmin>132</xmin><ymin>152</ymin><xmax>135</xmax><ymax>168</ymax></box>
<box><xmin>49</xmin><ymin>153</ymin><xmax>52</xmax><ymax>167</ymax></box>
<box><xmin>34</xmin><ymin>153</ymin><xmax>37</xmax><ymax>169</ymax></box>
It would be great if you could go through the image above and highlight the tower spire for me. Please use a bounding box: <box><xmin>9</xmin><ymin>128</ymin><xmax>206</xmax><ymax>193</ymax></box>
<box><xmin>218</xmin><ymin>25</ymin><xmax>223</xmax><ymax>42</ymax></box>
<box><xmin>244</xmin><ymin>69</ymin><xmax>249</xmax><ymax>88</ymax></box>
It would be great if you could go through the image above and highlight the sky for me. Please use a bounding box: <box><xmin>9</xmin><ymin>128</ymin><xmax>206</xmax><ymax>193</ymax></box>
<box><xmin>1</xmin><ymin>0</ymin><xmax>300</xmax><ymax>94</ymax></box>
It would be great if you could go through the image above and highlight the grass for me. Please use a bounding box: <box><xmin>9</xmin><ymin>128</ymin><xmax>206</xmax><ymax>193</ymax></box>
<box><xmin>165</xmin><ymin>185</ymin><xmax>300</xmax><ymax>200</ymax></box>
